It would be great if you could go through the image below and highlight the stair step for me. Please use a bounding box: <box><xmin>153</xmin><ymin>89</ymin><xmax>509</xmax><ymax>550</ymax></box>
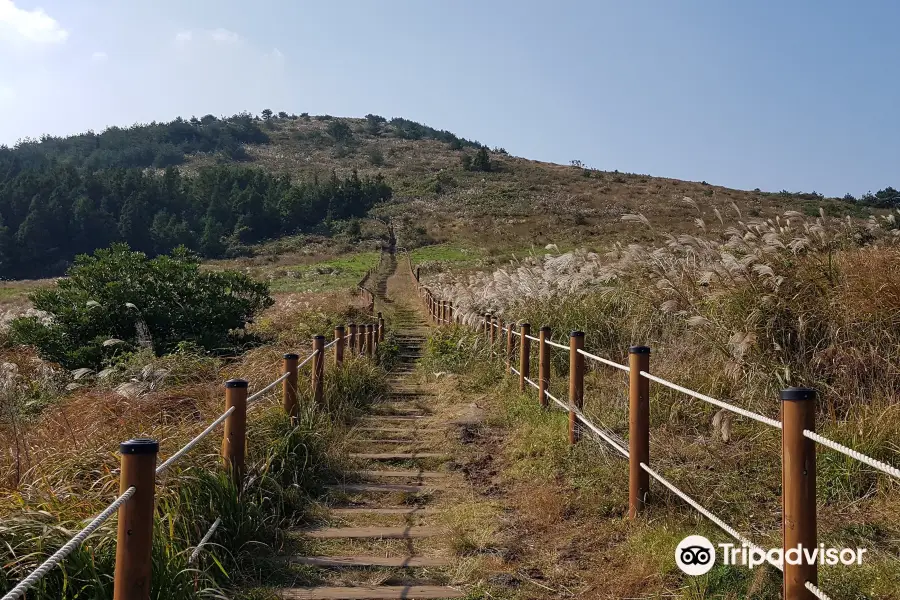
<box><xmin>355</xmin><ymin>427</ymin><xmax>438</xmax><ymax>435</ymax></box>
<box><xmin>353</xmin><ymin>470</ymin><xmax>447</xmax><ymax>479</ymax></box>
<box><xmin>300</xmin><ymin>526</ymin><xmax>442</xmax><ymax>539</ymax></box>
<box><xmin>352</xmin><ymin>439</ymin><xmax>417</xmax><ymax>445</ymax></box>
<box><xmin>326</xmin><ymin>483</ymin><xmax>437</xmax><ymax>494</ymax></box>
<box><xmin>278</xmin><ymin>585</ymin><xmax>464</xmax><ymax>599</ymax></box>
<box><xmin>329</xmin><ymin>507</ymin><xmax>437</xmax><ymax>516</ymax></box>
<box><xmin>351</xmin><ymin>453</ymin><xmax>448</xmax><ymax>461</ymax></box>
<box><xmin>362</xmin><ymin>416</ymin><xmax>426</xmax><ymax>422</ymax></box>
<box><xmin>287</xmin><ymin>555</ymin><xmax>451</xmax><ymax>568</ymax></box>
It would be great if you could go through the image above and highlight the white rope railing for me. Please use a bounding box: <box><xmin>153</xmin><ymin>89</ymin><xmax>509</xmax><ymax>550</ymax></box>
<box><xmin>639</xmin><ymin>462</ymin><xmax>783</xmax><ymax>571</ymax></box>
<box><xmin>510</xmin><ymin>366</ymin><xmax>521</xmax><ymax>376</ymax></box>
<box><xmin>324</xmin><ymin>337</ymin><xmax>339</xmax><ymax>349</ymax></box>
<box><xmin>805</xmin><ymin>581</ymin><xmax>834</xmax><ymax>600</ymax></box>
<box><xmin>639</xmin><ymin>371</ymin><xmax>782</xmax><ymax>429</ymax></box>
<box><xmin>545</xmin><ymin>389</ymin><xmax>568</xmax><ymax>411</ymax></box>
<box><xmin>804</xmin><ymin>430</ymin><xmax>900</xmax><ymax>480</ymax></box>
<box><xmin>523</xmin><ymin>376</ymin><xmax>540</xmax><ymax>390</ymax></box>
<box><xmin>156</xmin><ymin>406</ymin><xmax>235</xmax><ymax>476</ymax></box>
<box><xmin>188</xmin><ymin>517</ymin><xmax>222</xmax><ymax>564</ymax></box>
<box><xmin>524</xmin><ymin>334</ymin><xmax>540</xmax><ymax>342</ymax></box>
<box><xmin>1</xmin><ymin>486</ymin><xmax>137</xmax><ymax>600</ymax></box>
<box><xmin>578</xmin><ymin>348</ymin><xmax>630</xmax><ymax>372</ymax></box>
<box><xmin>545</xmin><ymin>339</ymin><xmax>569</xmax><ymax>351</ymax></box>
<box><xmin>247</xmin><ymin>371</ymin><xmax>290</xmax><ymax>405</ymax></box>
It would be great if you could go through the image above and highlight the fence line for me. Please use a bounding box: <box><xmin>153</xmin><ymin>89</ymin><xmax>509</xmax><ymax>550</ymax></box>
<box><xmin>2</xmin><ymin>302</ymin><xmax>388</xmax><ymax>600</ymax></box>
<box><xmin>415</xmin><ymin>275</ymin><xmax>900</xmax><ymax>600</ymax></box>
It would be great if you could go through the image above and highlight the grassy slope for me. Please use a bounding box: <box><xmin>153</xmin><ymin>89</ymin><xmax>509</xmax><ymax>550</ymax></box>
<box><xmin>184</xmin><ymin>116</ymin><xmax>875</xmax><ymax>254</ymax></box>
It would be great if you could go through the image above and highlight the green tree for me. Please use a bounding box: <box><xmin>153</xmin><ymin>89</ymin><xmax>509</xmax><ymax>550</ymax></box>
<box><xmin>9</xmin><ymin>244</ymin><xmax>273</xmax><ymax>369</ymax></box>
<box><xmin>261</xmin><ymin>108</ymin><xmax>273</xmax><ymax>121</ymax></box>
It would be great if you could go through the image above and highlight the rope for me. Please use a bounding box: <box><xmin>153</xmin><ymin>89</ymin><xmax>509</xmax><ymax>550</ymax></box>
<box><xmin>639</xmin><ymin>462</ymin><xmax>783</xmax><ymax>571</ymax></box>
<box><xmin>545</xmin><ymin>339</ymin><xmax>569</xmax><ymax>350</ymax></box>
<box><xmin>298</xmin><ymin>349</ymin><xmax>319</xmax><ymax>369</ymax></box>
<box><xmin>578</xmin><ymin>348</ymin><xmax>630</xmax><ymax>372</ymax></box>
<box><xmin>510</xmin><ymin>366</ymin><xmax>521</xmax><ymax>376</ymax></box>
<box><xmin>246</xmin><ymin>371</ymin><xmax>290</xmax><ymax>405</ymax></box>
<box><xmin>1</xmin><ymin>487</ymin><xmax>136</xmax><ymax>600</ymax></box>
<box><xmin>524</xmin><ymin>376</ymin><xmax>540</xmax><ymax>390</ymax></box>
<box><xmin>188</xmin><ymin>517</ymin><xmax>222</xmax><ymax>564</ymax></box>
<box><xmin>324</xmin><ymin>338</ymin><xmax>339</xmax><ymax>349</ymax></box>
<box><xmin>573</xmin><ymin>407</ymin><xmax>630</xmax><ymax>458</ymax></box>
<box><xmin>804</xmin><ymin>430</ymin><xmax>900</xmax><ymax>480</ymax></box>
<box><xmin>524</xmin><ymin>334</ymin><xmax>540</xmax><ymax>342</ymax></box>
<box><xmin>156</xmin><ymin>406</ymin><xmax>235</xmax><ymax>475</ymax></box>
<box><xmin>640</xmin><ymin>371</ymin><xmax>782</xmax><ymax>429</ymax></box>
<box><xmin>805</xmin><ymin>581</ymin><xmax>834</xmax><ymax>600</ymax></box>
<box><xmin>542</xmin><ymin>390</ymin><xmax>629</xmax><ymax>458</ymax></box>
<box><xmin>545</xmin><ymin>389</ymin><xmax>568</xmax><ymax>411</ymax></box>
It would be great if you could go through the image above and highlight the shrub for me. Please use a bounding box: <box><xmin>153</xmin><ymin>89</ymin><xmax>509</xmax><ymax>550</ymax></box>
<box><xmin>326</xmin><ymin>119</ymin><xmax>353</xmax><ymax>142</ymax></box>
<box><xmin>9</xmin><ymin>244</ymin><xmax>273</xmax><ymax>369</ymax></box>
<box><xmin>367</xmin><ymin>147</ymin><xmax>385</xmax><ymax>166</ymax></box>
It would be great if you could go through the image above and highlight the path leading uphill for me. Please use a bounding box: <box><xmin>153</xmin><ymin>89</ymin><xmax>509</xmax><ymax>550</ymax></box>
<box><xmin>276</xmin><ymin>256</ymin><xmax>470</xmax><ymax>599</ymax></box>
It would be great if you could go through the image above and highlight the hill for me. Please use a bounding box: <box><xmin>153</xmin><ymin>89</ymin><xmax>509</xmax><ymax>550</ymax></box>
<box><xmin>0</xmin><ymin>111</ymin><xmax>886</xmax><ymax>279</ymax></box>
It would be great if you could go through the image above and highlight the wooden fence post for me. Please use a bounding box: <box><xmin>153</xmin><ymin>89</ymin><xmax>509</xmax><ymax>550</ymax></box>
<box><xmin>335</xmin><ymin>326</ymin><xmax>345</xmax><ymax>366</ymax></box>
<box><xmin>628</xmin><ymin>346</ymin><xmax>651</xmax><ymax>518</ymax></box>
<box><xmin>538</xmin><ymin>326</ymin><xmax>550</xmax><ymax>408</ymax></box>
<box><xmin>113</xmin><ymin>438</ymin><xmax>158</xmax><ymax>600</ymax></box>
<box><xmin>378</xmin><ymin>313</ymin><xmax>385</xmax><ymax>341</ymax></box>
<box><xmin>568</xmin><ymin>332</ymin><xmax>584</xmax><ymax>444</ymax></box>
<box><xmin>283</xmin><ymin>353</ymin><xmax>299</xmax><ymax>419</ymax></box>
<box><xmin>348</xmin><ymin>323</ymin><xmax>357</xmax><ymax>355</ymax></box>
<box><xmin>448</xmin><ymin>301</ymin><xmax>454</xmax><ymax>324</ymax></box>
<box><xmin>222</xmin><ymin>379</ymin><xmax>248</xmax><ymax>483</ymax></box>
<box><xmin>366</xmin><ymin>324</ymin><xmax>375</xmax><ymax>357</ymax></box>
<box><xmin>519</xmin><ymin>323</ymin><xmax>531</xmax><ymax>391</ymax></box>
<box><xmin>506</xmin><ymin>321</ymin><xmax>515</xmax><ymax>373</ymax></box>
<box><xmin>489</xmin><ymin>314</ymin><xmax>496</xmax><ymax>346</ymax></box>
<box><xmin>312</xmin><ymin>336</ymin><xmax>325</xmax><ymax>404</ymax></box>
<box><xmin>782</xmin><ymin>387</ymin><xmax>817</xmax><ymax>600</ymax></box>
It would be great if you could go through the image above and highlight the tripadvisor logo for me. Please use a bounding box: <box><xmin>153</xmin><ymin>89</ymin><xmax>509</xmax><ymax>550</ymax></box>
<box><xmin>675</xmin><ymin>535</ymin><xmax>868</xmax><ymax>575</ymax></box>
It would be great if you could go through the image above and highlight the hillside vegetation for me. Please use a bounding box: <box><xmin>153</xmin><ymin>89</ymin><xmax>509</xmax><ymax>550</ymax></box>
<box><xmin>2</xmin><ymin>110</ymin><xmax>891</xmax><ymax>280</ymax></box>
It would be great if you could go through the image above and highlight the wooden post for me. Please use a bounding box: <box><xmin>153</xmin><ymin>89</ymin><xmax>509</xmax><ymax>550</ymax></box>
<box><xmin>628</xmin><ymin>346</ymin><xmax>651</xmax><ymax>518</ymax></box>
<box><xmin>378</xmin><ymin>313</ymin><xmax>385</xmax><ymax>341</ymax></box>
<box><xmin>506</xmin><ymin>321</ymin><xmax>515</xmax><ymax>373</ymax></box>
<box><xmin>782</xmin><ymin>387</ymin><xmax>817</xmax><ymax>600</ymax></box>
<box><xmin>519</xmin><ymin>323</ymin><xmax>531</xmax><ymax>391</ymax></box>
<box><xmin>416</xmin><ymin>267</ymin><xmax>420</xmax><ymax>281</ymax></box>
<box><xmin>222</xmin><ymin>379</ymin><xmax>248</xmax><ymax>483</ymax></box>
<box><xmin>334</xmin><ymin>326</ymin><xmax>345</xmax><ymax>366</ymax></box>
<box><xmin>348</xmin><ymin>323</ymin><xmax>357</xmax><ymax>355</ymax></box>
<box><xmin>282</xmin><ymin>353</ymin><xmax>299</xmax><ymax>419</ymax></box>
<box><xmin>113</xmin><ymin>438</ymin><xmax>158</xmax><ymax>600</ymax></box>
<box><xmin>489</xmin><ymin>314</ymin><xmax>496</xmax><ymax>346</ymax></box>
<box><xmin>366</xmin><ymin>324</ymin><xmax>375</xmax><ymax>357</ymax></box>
<box><xmin>538</xmin><ymin>326</ymin><xmax>550</xmax><ymax>408</ymax></box>
<box><xmin>312</xmin><ymin>336</ymin><xmax>325</xmax><ymax>404</ymax></box>
<box><xmin>481</xmin><ymin>314</ymin><xmax>488</xmax><ymax>337</ymax></box>
<box><xmin>448</xmin><ymin>301</ymin><xmax>454</xmax><ymax>324</ymax></box>
<box><xmin>568</xmin><ymin>332</ymin><xmax>584</xmax><ymax>444</ymax></box>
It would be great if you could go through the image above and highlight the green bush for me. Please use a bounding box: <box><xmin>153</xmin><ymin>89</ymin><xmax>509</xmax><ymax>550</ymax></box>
<box><xmin>10</xmin><ymin>244</ymin><xmax>273</xmax><ymax>369</ymax></box>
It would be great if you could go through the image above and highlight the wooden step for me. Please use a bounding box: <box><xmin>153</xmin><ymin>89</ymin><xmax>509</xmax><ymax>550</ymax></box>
<box><xmin>353</xmin><ymin>470</ymin><xmax>447</xmax><ymax>479</ymax></box>
<box><xmin>326</xmin><ymin>483</ymin><xmax>436</xmax><ymax>494</ymax></box>
<box><xmin>362</xmin><ymin>416</ymin><xmax>426</xmax><ymax>422</ymax></box>
<box><xmin>329</xmin><ymin>507</ymin><xmax>437</xmax><ymax>516</ymax></box>
<box><xmin>352</xmin><ymin>439</ymin><xmax>417</xmax><ymax>445</ymax></box>
<box><xmin>287</xmin><ymin>555</ymin><xmax>451</xmax><ymax>567</ymax></box>
<box><xmin>278</xmin><ymin>585</ymin><xmax>464</xmax><ymax>599</ymax></box>
<box><xmin>351</xmin><ymin>453</ymin><xmax>448</xmax><ymax>461</ymax></box>
<box><xmin>300</xmin><ymin>526</ymin><xmax>442</xmax><ymax>539</ymax></box>
<box><xmin>354</xmin><ymin>427</ymin><xmax>438</xmax><ymax>435</ymax></box>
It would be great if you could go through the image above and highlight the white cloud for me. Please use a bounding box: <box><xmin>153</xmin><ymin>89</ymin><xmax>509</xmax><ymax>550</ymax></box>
<box><xmin>175</xmin><ymin>28</ymin><xmax>242</xmax><ymax>46</ymax></box>
<box><xmin>266</xmin><ymin>47</ymin><xmax>284</xmax><ymax>63</ymax></box>
<box><xmin>91</xmin><ymin>51</ymin><xmax>107</xmax><ymax>62</ymax></box>
<box><xmin>208</xmin><ymin>28</ymin><xmax>240</xmax><ymax>44</ymax></box>
<box><xmin>0</xmin><ymin>0</ymin><xmax>68</xmax><ymax>44</ymax></box>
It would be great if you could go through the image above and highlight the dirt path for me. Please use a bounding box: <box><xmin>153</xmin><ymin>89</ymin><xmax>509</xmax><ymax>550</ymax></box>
<box><xmin>275</xmin><ymin>257</ymin><xmax>476</xmax><ymax>599</ymax></box>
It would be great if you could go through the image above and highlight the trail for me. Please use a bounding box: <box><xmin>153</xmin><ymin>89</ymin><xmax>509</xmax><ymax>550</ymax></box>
<box><xmin>277</xmin><ymin>256</ymin><xmax>467</xmax><ymax>599</ymax></box>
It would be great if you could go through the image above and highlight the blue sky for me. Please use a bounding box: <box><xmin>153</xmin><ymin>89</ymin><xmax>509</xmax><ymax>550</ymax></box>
<box><xmin>0</xmin><ymin>0</ymin><xmax>896</xmax><ymax>197</ymax></box>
